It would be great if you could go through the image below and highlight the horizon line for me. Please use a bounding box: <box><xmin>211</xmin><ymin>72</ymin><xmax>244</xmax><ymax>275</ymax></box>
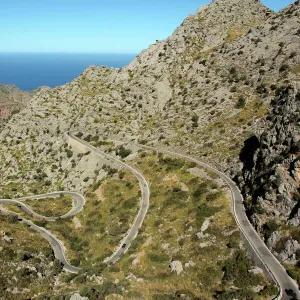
<box><xmin>0</xmin><ymin>52</ymin><xmax>138</xmax><ymax>55</ymax></box>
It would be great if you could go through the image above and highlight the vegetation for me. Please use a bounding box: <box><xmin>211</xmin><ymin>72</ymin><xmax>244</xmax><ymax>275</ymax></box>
<box><xmin>0</xmin><ymin>214</ymin><xmax>58</xmax><ymax>298</ymax></box>
<box><xmin>24</xmin><ymin>195</ymin><xmax>73</xmax><ymax>217</ymax></box>
<box><xmin>235</xmin><ymin>96</ymin><xmax>246</xmax><ymax>109</ymax></box>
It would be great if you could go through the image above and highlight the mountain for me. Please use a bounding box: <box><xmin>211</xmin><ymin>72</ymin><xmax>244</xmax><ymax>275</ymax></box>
<box><xmin>0</xmin><ymin>84</ymin><xmax>43</xmax><ymax>122</ymax></box>
<box><xmin>0</xmin><ymin>0</ymin><xmax>299</xmax><ymax>298</ymax></box>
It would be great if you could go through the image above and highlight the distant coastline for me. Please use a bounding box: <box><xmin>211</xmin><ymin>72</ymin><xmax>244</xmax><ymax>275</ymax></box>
<box><xmin>0</xmin><ymin>53</ymin><xmax>136</xmax><ymax>91</ymax></box>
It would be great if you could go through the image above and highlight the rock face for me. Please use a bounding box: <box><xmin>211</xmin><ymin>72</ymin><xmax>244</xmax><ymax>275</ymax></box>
<box><xmin>236</xmin><ymin>85</ymin><xmax>300</xmax><ymax>262</ymax></box>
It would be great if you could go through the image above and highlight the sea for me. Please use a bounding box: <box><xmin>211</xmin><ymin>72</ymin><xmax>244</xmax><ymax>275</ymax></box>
<box><xmin>0</xmin><ymin>53</ymin><xmax>136</xmax><ymax>91</ymax></box>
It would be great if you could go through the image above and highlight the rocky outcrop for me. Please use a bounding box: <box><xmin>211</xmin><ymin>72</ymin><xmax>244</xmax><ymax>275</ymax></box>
<box><xmin>169</xmin><ymin>260</ymin><xmax>183</xmax><ymax>275</ymax></box>
<box><xmin>235</xmin><ymin>85</ymin><xmax>300</xmax><ymax>263</ymax></box>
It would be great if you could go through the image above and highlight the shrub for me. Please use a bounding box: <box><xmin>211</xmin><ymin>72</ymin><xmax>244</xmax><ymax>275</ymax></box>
<box><xmin>80</xmin><ymin>282</ymin><xmax>122</xmax><ymax>298</ymax></box>
<box><xmin>291</xmin><ymin>229</ymin><xmax>300</xmax><ymax>242</ymax></box>
<box><xmin>227</xmin><ymin>232</ymin><xmax>240</xmax><ymax>248</ymax></box>
<box><xmin>70</xmin><ymin>258</ymin><xmax>80</xmax><ymax>267</ymax></box>
<box><xmin>235</xmin><ymin>96</ymin><xmax>246</xmax><ymax>109</ymax></box>
<box><xmin>83</xmin><ymin>134</ymin><xmax>92</xmax><ymax>142</ymax></box>
<box><xmin>279</xmin><ymin>64</ymin><xmax>289</xmax><ymax>72</ymax></box>
<box><xmin>193</xmin><ymin>182</ymin><xmax>209</xmax><ymax>198</ymax></box>
<box><xmin>66</xmin><ymin>149</ymin><xmax>73</xmax><ymax>158</ymax></box>
<box><xmin>263</xmin><ymin>219</ymin><xmax>279</xmax><ymax>240</ymax></box>
<box><xmin>256</xmin><ymin>84</ymin><xmax>267</xmax><ymax>94</ymax></box>
<box><xmin>116</xmin><ymin>145</ymin><xmax>132</xmax><ymax>158</ymax></box>
<box><xmin>83</xmin><ymin>177</ymin><xmax>89</xmax><ymax>182</ymax></box>
<box><xmin>206</xmin><ymin>191</ymin><xmax>222</xmax><ymax>201</ymax></box>
<box><xmin>230</xmin><ymin>86</ymin><xmax>237</xmax><ymax>92</ymax></box>
<box><xmin>191</xmin><ymin>114</ymin><xmax>199</xmax><ymax>127</ymax></box>
<box><xmin>259</xmin><ymin>285</ymin><xmax>278</xmax><ymax>297</ymax></box>
<box><xmin>7</xmin><ymin>214</ymin><xmax>18</xmax><ymax>223</ymax></box>
<box><xmin>222</xmin><ymin>250</ymin><xmax>261</xmax><ymax>288</ymax></box>
<box><xmin>229</xmin><ymin>67</ymin><xmax>236</xmax><ymax>74</ymax></box>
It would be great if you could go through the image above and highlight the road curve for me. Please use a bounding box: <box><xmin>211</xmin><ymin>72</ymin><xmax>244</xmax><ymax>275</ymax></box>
<box><xmin>138</xmin><ymin>144</ymin><xmax>299</xmax><ymax>300</ymax></box>
<box><xmin>66</xmin><ymin>131</ymin><xmax>150</xmax><ymax>264</ymax></box>
<box><xmin>0</xmin><ymin>191</ymin><xmax>84</xmax><ymax>273</ymax></box>
<box><xmin>1</xmin><ymin>133</ymin><xmax>299</xmax><ymax>300</ymax></box>
<box><xmin>0</xmin><ymin>192</ymin><xmax>85</xmax><ymax>222</ymax></box>
<box><xmin>0</xmin><ymin>132</ymin><xmax>150</xmax><ymax>273</ymax></box>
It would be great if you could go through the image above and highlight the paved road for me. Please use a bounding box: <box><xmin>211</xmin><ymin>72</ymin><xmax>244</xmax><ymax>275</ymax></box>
<box><xmin>0</xmin><ymin>192</ymin><xmax>85</xmax><ymax>222</ymax></box>
<box><xmin>0</xmin><ymin>133</ymin><xmax>150</xmax><ymax>272</ymax></box>
<box><xmin>138</xmin><ymin>144</ymin><xmax>299</xmax><ymax>300</ymax></box>
<box><xmin>67</xmin><ymin>132</ymin><xmax>150</xmax><ymax>264</ymax></box>
<box><xmin>0</xmin><ymin>192</ymin><xmax>85</xmax><ymax>273</ymax></box>
<box><xmin>1</xmin><ymin>133</ymin><xmax>299</xmax><ymax>300</ymax></box>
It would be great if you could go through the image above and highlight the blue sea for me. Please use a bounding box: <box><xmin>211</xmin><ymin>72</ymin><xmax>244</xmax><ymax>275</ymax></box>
<box><xmin>0</xmin><ymin>53</ymin><xmax>136</xmax><ymax>91</ymax></box>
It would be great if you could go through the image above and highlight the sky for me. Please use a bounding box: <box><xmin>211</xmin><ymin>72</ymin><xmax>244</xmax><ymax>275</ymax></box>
<box><xmin>0</xmin><ymin>0</ymin><xmax>295</xmax><ymax>54</ymax></box>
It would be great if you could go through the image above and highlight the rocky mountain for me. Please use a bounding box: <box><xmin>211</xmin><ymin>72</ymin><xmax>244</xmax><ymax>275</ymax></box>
<box><xmin>1</xmin><ymin>0</ymin><xmax>298</xmax><ymax>195</ymax></box>
<box><xmin>235</xmin><ymin>85</ymin><xmax>300</xmax><ymax>281</ymax></box>
<box><xmin>0</xmin><ymin>84</ymin><xmax>41</xmax><ymax>122</ymax></box>
<box><xmin>0</xmin><ymin>0</ymin><xmax>299</xmax><ymax>297</ymax></box>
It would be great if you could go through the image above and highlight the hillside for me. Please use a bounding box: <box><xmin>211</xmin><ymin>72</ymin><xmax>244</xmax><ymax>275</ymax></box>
<box><xmin>0</xmin><ymin>84</ymin><xmax>41</xmax><ymax>122</ymax></box>
<box><xmin>0</xmin><ymin>0</ymin><xmax>299</xmax><ymax>298</ymax></box>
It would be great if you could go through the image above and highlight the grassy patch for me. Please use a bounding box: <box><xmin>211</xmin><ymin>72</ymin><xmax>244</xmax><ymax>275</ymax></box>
<box><xmin>24</xmin><ymin>195</ymin><xmax>73</xmax><ymax>217</ymax></box>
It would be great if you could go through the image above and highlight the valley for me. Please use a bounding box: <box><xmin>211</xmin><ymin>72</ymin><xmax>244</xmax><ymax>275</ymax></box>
<box><xmin>0</xmin><ymin>0</ymin><xmax>299</xmax><ymax>299</ymax></box>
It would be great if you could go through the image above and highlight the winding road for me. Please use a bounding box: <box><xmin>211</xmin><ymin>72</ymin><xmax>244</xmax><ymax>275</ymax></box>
<box><xmin>0</xmin><ymin>132</ymin><xmax>150</xmax><ymax>273</ymax></box>
<box><xmin>66</xmin><ymin>132</ymin><xmax>150</xmax><ymax>264</ymax></box>
<box><xmin>0</xmin><ymin>133</ymin><xmax>299</xmax><ymax>300</ymax></box>
<box><xmin>0</xmin><ymin>192</ymin><xmax>85</xmax><ymax>273</ymax></box>
<box><xmin>137</xmin><ymin>143</ymin><xmax>300</xmax><ymax>300</ymax></box>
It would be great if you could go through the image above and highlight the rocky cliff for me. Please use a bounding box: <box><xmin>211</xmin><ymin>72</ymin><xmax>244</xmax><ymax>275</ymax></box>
<box><xmin>235</xmin><ymin>85</ymin><xmax>300</xmax><ymax>275</ymax></box>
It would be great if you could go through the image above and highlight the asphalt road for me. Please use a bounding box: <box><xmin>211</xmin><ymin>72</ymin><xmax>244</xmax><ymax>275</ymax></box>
<box><xmin>0</xmin><ymin>192</ymin><xmax>85</xmax><ymax>273</ymax></box>
<box><xmin>0</xmin><ymin>192</ymin><xmax>85</xmax><ymax>221</ymax></box>
<box><xmin>0</xmin><ymin>133</ymin><xmax>150</xmax><ymax>273</ymax></box>
<box><xmin>67</xmin><ymin>131</ymin><xmax>150</xmax><ymax>264</ymax></box>
<box><xmin>1</xmin><ymin>132</ymin><xmax>299</xmax><ymax>300</ymax></box>
<box><xmin>139</xmin><ymin>144</ymin><xmax>299</xmax><ymax>300</ymax></box>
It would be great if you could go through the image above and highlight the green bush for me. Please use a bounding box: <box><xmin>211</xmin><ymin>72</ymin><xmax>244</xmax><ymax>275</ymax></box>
<box><xmin>193</xmin><ymin>182</ymin><xmax>209</xmax><ymax>199</ymax></box>
<box><xmin>191</xmin><ymin>114</ymin><xmax>199</xmax><ymax>127</ymax></box>
<box><xmin>227</xmin><ymin>232</ymin><xmax>240</xmax><ymax>248</ymax></box>
<box><xmin>235</xmin><ymin>96</ymin><xmax>246</xmax><ymax>109</ymax></box>
<box><xmin>196</xmin><ymin>203</ymin><xmax>220</xmax><ymax>226</ymax></box>
<box><xmin>159</xmin><ymin>156</ymin><xmax>185</xmax><ymax>171</ymax></box>
<box><xmin>122</xmin><ymin>197</ymin><xmax>137</xmax><ymax>209</ymax></box>
<box><xmin>206</xmin><ymin>191</ymin><xmax>222</xmax><ymax>202</ymax></box>
<box><xmin>222</xmin><ymin>250</ymin><xmax>261</xmax><ymax>288</ymax></box>
<box><xmin>259</xmin><ymin>285</ymin><xmax>278</xmax><ymax>297</ymax></box>
<box><xmin>66</xmin><ymin>149</ymin><xmax>73</xmax><ymax>158</ymax></box>
<box><xmin>215</xmin><ymin>289</ymin><xmax>255</xmax><ymax>300</ymax></box>
<box><xmin>263</xmin><ymin>219</ymin><xmax>279</xmax><ymax>240</ymax></box>
<box><xmin>80</xmin><ymin>281</ymin><xmax>122</xmax><ymax>299</ymax></box>
<box><xmin>116</xmin><ymin>145</ymin><xmax>132</xmax><ymax>158</ymax></box>
<box><xmin>279</xmin><ymin>64</ymin><xmax>289</xmax><ymax>72</ymax></box>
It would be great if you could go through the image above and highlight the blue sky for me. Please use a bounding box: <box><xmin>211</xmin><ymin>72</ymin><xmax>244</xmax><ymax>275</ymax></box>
<box><xmin>0</xmin><ymin>0</ymin><xmax>294</xmax><ymax>54</ymax></box>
